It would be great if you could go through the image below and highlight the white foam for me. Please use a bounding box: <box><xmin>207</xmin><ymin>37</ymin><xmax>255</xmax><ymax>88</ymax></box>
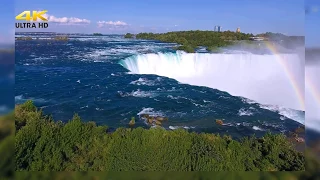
<box><xmin>192</xmin><ymin>102</ymin><xmax>205</xmax><ymax>107</ymax></box>
<box><xmin>15</xmin><ymin>95</ymin><xmax>47</xmax><ymax>103</ymax></box>
<box><xmin>223</xmin><ymin>123</ymin><xmax>234</xmax><ymax>127</ymax></box>
<box><xmin>80</xmin><ymin>105</ymin><xmax>89</xmax><ymax>109</ymax></box>
<box><xmin>169</xmin><ymin>126</ymin><xmax>195</xmax><ymax>130</ymax></box>
<box><xmin>120</xmin><ymin>52</ymin><xmax>304</xmax><ymax>111</ymax></box>
<box><xmin>130</xmin><ymin>77</ymin><xmax>159</xmax><ymax>86</ymax></box>
<box><xmin>253</xmin><ymin>126</ymin><xmax>264</xmax><ymax>131</ymax></box>
<box><xmin>259</xmin><ymin>104</ymin><xmax>304</xmax><ymax>125</ymax></box>
<box><xmin>118</xmin><ymin>89</ymin><xmax>155</xmax><ymax>98</ymax></box>
<box><xmin>241</xmin><ymin>97</ymin><xmax>257</xmax><ymax>104</ymax></box>
<box><xmin>238</xmin><ymin>108</ymin><xmax>254</xmax><ymax>116</ymax></box>
<box><xmin>137</xmin><ymin>107</ymin><xmax>164</xmax><ymax>117</ymax></box>
<box><xmin>167</xmin><ymin>95</ymin><xmax>178</xmax><ymax>100</ymax></box>
<box><xmin>280</xmin><ymin>116</ymin><xmax>286</xmax><ymax>120</ymax></box>
<box><xmin>15</xmin><ymin>95</ymin><xmax>23</xmax><ymax>101</ymax></box>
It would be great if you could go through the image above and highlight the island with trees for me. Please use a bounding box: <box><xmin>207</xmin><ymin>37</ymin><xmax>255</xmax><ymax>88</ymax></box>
<box><xmin>93</xmin><ymin>33</ymin><xmax>103</xmax><ymax>36</ymax></box>
<box><xmin>124</xmin><ymin>33</ymin><xmax>134</xmax><ymax>38</ymax></box>
<box><xmin>135</xmin><ymin>30</ymin><xmax>254</xmax><ymax>53</ymax></box>
<box><xmin>133</xmin><ymin>31</ymin><xmax>304</xmax><ymax>53</ymax></box>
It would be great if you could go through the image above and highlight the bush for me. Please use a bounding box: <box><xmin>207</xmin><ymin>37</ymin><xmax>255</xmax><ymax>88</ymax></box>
<box><xmin>124</xmin><ymin>33</ymin><xmax>134</xmax><ymax>38</ymax></box>
<box><xmin>13</xmin><ymin>101</ymin><xmax>306</xmax><ymax>171</ymax></box>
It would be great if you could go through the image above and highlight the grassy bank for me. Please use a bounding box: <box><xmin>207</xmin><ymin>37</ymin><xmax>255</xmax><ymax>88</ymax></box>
<box><xmin>14</xmin><ymin>100</ymin><xmax>306</xmax><ymax>171</ymax></box>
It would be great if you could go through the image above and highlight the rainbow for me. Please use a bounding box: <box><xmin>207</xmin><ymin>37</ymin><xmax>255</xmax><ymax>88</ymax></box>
<box><xmin>264</xmin><ymin>41</ymin><xmax>305</xmax><ymax>111</ymax></box>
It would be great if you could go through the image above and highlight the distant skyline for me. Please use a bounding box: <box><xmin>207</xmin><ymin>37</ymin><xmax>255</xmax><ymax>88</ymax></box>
<box><xmin>1</xmin><ymin>0</ymin><xmax>319</xmax><ymax>47</ymax></box>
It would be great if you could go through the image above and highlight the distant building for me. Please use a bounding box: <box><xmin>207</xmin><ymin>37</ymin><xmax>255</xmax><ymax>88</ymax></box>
<box><xmin>214</xmin><ymin>25</ymin><xmax>222</xmax><ymax>32</ymax></box>
<box><xmin>236</xmin><ymin>27</ymin><xmax>240</xmax><ymax>33</ymax></box>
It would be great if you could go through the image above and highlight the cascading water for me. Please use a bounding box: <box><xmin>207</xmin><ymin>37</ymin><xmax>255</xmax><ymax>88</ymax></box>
<box><xmin>119</xmin><ymin>51</ymin><xmax>304</xmax><ymax>111</ymax></box>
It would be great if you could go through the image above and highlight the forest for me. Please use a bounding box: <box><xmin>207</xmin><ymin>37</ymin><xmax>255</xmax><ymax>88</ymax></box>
<box><xmin>135</xmin><ymin>30</ymin><xmax>253</xmax><ymax>53</ymax></box>
<box><xmin>13</xmin><ymin>101</ymin><xmax>306</xmax><ymax>171</ymax></box>
<box><xmin>0</xmin><ymin>101</ymin><xmax>319</xmax><ymax>179</ymax></box>
<box><xmin>132</xmin><ymin>31</ymin><xmax>304</xmax><ymax>53</ymax></box>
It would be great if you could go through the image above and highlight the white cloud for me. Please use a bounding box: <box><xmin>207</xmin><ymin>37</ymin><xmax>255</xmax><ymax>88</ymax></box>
<box><xmin>97</xmin><ymin>21</ymin><xmax>128</xmax><ymax>28</ymax></box>
<box><xmin>43</xmin><ymin>14</ymin><xmax>91</xmax><ymax>25</ymax></box>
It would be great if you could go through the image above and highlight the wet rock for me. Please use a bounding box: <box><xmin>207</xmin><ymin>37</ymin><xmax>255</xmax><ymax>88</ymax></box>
<box><xmin>295</xmin><ymin>137</ymin><xmax>305</xmax><ymax>143</ymax></box>
<box><xmin>216</xmin><ymin>119</ymin><xmax>223</xmax><ymax>125</ymax></box>
<box><xmin>294</xmin><ymin>126</ymin><xmax>305</xmax><ymax>134</ymax></box>
<box><xmin>140</xmin><ymin>114</ymin><xmax>150</xmax><ymax>119</ymax></box>
<box><xmin>147</xmin><ymin>117</ymin><xmax>154</xmax><ymax>124</ymax></box>
<box><xmin>289</xmin><ymin>132</ymin><xmax>298</xmax><ymax>138</ymax></box>
<box><xmin>156</xmin><ymin>116</ymin><xmax>168</xmax><ymax>121</ymax></box>
<box><xmin>155</xmin><ymin>120</ymin><xmax>162</xmax><ymax>126</ymax></box>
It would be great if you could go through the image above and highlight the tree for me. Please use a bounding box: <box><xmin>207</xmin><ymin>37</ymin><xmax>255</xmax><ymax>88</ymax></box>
<box><xmin>124</xmin><ymin>33</ymin><xmax>134</xmax><ymax>38</ymax></box>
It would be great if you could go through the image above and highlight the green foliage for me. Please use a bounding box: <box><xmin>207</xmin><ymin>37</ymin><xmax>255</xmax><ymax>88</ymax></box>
<box><xmin>14</xmin><ymin>101</ymin><xmax>307</xmax><ymax>172</ymax></box>
<box><xmin>0</xmin><ymin>113</ymin><xmax>15</xmax><ymax>179</ymax></box>
<box><xmin>93</xmin><ymin>33</ymin><xmax>103</xmax><ymax>36</ymax></box>
<box><xmin>206</xmin><ymin>46</ymin><xmax>221</xmax><ymax>53</ymax></box>
<box><xmin>136</xmin><ymin>30</ymin><xmax>252</xmax><ymax>52</ymax></box>
<box><xmin>175</xmin><ymin>45</ymin><xmax>195</xmax><ymax>53</ymax></box>
<box><xmin>124</xmin><ymin>33</ymin><xmax>134</xmax><ymax>38</ymax></box>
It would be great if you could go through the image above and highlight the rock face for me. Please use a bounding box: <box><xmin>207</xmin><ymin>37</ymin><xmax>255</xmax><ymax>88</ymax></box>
<box><xmin>216</xmin><ymin>119</ymin><xmax>223</xmax><ymax>125</ymax></box>
<box><xmin>139</xmin><ymin>114</ymin><xmax>168</xmax><ymax>126</ymax></box>
<box><xmin>287</xmin><ymin>125</ymin><xmax>305</xmax><ymax>152</ymax></box>
<box><xmin>295</xmin><ymin>137</ymin><xmax>305</xmax><ymax>143</ymax></box>
<box><xmin>294</xmin><ymin>126</ymin><xmax>305</xmax><ymax>134</ymax></box>
<box><xmin>147</xmin><ymin>117</ymin><xmax>153</xmax><ymax>124</ymax></box>
<box><xmin>156</xmin><ymin>117</ymin><xmax>168</xmax><ymax>121</ymax></box>
<box><xmin>141</xmin><ymin>114</ymin><xmax>150</xmax><ymax>119</ymax></box>
<box><xmin>155</xmin><ymin>120</ymin><xmax>162</xmax><ymax>126</ymax></box>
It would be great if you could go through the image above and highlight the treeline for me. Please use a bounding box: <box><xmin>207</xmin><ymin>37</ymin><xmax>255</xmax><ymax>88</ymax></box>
<box><xmin>13</xmin><ymin>101</ymin><xmax>306</xmax><ymax>171</ymax></box>
<box><xmin>135</xmin><ymin>31</ymin><xmax>254</xmax><ymax>52</ymax></box>
<box><xmin>93</xmin><ymin>33</ymin><xmax>103</xmax><ymax>36</ymax></box>
<box><xmin>0</xmin><ymin>113</ymin><xmax>14</xmax><ymax>178</ymax></box>
<box><xmin>256</xmin><ymin>32</ymin><xmax>304</xmax><ymax>48</ymax></box>
<box><xmin>124</xmin><ymin>33</ymin><xmax>134</xmax><ymax>38</ymax></box>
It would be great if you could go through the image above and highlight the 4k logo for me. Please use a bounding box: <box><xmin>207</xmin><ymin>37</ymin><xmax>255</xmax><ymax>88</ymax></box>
<box><xmin>16</xmin><ymin>10</ymin><xmax>48</xmax><ymax>21</ymax></box>
<box><xmin>15</xmin><ymin>10</ymin><xmax>49</xmax><ymax>29</ymax></box>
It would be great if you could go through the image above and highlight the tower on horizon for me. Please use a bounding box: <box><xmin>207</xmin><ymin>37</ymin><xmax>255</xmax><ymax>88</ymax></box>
<box><xmin>214</xmin><ymin>26</ymin><xmax>222</xmax><ymax>32</ymax></box>
<box><xmin>236</xmin><ymin>27</ymin><xmax>240</xmax><ymax>33</ymax></box>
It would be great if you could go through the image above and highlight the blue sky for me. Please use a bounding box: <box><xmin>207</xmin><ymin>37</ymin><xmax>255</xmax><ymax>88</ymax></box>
<box><xmin>0</xmin><ymin>0</ymin><xmax>319</xmax><ymax>46</ymax></box>
<box><xmin>305</xmin><ymin>0</ymin><xmax>320</xmax><ymax>47</ymax></box>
